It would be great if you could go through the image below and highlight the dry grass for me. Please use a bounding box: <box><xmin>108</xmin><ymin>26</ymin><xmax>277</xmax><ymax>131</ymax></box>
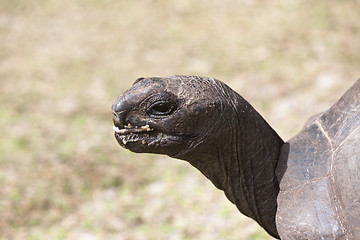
<box><xmin>0</xmin><ymin>0</ymin><xmax>359</xmax><ymax>239</ymax></box>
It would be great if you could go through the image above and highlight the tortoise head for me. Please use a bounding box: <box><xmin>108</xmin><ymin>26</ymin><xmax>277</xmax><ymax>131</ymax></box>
<box><xmin>111</xmin><ymin>75</ymin><xmax>223</xmax><ymax>158</ymax></box>
<box><xmin>112</xmin><ymin>75</ymin><xmax>283</xmax><ymax>238</ymax></box>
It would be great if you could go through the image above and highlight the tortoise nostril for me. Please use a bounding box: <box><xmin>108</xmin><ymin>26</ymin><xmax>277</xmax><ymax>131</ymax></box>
<box><xmin>112</xmin><ymin>110</ymin><xmax>130</xmax><ymax>129</ymax></box>
<box><xmin>112</xmin><ymin>96</ymin><xmax>132</xmax><ymax>129</ymax></box>
<box><xmin>113</xmin><ymin>112</ymin><xmax>120</xmax><ymax>122</ymax></box>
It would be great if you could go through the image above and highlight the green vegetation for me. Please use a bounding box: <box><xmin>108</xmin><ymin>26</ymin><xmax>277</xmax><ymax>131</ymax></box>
<box><xmin>1</xmin><ymin>0</ymin><xmax>359</xmax><ymax>239</ymax></box>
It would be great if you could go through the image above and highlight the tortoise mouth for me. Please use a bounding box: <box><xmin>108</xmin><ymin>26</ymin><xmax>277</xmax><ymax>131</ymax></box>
<box><xmin>113</xmin><ymin>124</ymin><xmax>152</xmax><ymax>135</ymax></box>
<box><xmin>113</xmin><ymin>124</ymin><xmax>153</xmax><ymax>145</ymax></box>
<box><xmin>113</xmin><ymin>122</ymin><xmax>186</xmax><ymax>155</ymax></box>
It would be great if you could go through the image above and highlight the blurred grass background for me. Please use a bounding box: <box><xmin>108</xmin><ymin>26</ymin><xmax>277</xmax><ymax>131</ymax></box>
<box><xmin>0</xmin><ymin>0</ymin><xmax>359</xmax><ymax>239</ymax></box>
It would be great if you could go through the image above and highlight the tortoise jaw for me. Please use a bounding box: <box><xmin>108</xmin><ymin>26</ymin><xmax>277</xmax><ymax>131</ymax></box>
<box><xmin>113</xmin><ymin>123</ymin><xmax>185</xmax><ymax>155</ymax></box>
<box><xmin>113</xmin><ymin>124</ymin><xmax>153</xmax><ymax>145</ymax></box>
<box><xmin>113</xmin><ymin>124</ymin><xmax>153</xmax><ymax>135</ymax></box>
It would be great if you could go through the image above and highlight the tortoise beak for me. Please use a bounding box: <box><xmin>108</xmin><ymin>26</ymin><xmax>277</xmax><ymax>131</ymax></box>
<box><xmin>112</xmin><ymin>95</ymin><xmax>132</xmax><ymax>113</ymax></box>
<box><xmin>112</xmin><ymin>95</ymin><xmax>132</xmax><ymax>129</ymax></box>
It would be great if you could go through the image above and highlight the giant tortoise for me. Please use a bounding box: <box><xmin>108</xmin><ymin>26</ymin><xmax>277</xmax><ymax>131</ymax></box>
<box><xmin>112</xmin><ymin>76</ymin><xmax>360</xmax><ymax>239</ymax></box>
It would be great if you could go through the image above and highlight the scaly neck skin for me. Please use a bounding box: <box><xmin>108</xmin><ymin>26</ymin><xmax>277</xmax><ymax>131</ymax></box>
<box><xmin>173</xmin><ymin>89</ymin><xmax>283</xmax><ymax>239</ymax></box>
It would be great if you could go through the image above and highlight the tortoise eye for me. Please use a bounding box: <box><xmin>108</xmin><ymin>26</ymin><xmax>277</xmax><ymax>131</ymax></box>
<box><xmin>147</xmin><ymin>101</ymin><xmax>175</xmax><ymax>116</ymax></box>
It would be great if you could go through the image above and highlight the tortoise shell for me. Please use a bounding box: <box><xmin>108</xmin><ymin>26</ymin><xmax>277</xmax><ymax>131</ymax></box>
<box><xmin>276</xmin><ymin>79</ymin><xmax>360</xmax><ymax>239</ymax></box>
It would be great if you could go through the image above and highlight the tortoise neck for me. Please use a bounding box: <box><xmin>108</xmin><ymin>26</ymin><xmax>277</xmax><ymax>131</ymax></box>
<box><xmin>173</xmin><ymin>89</ymin><xmax>283</xmax><ymax>238</ymax></box>
<box><xmin>225</xmin><ymin>104</ymin><xmax>283</xmax><ymax>238</ymax></box>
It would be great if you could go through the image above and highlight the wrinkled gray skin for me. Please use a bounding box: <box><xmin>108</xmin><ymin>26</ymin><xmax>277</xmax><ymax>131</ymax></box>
<box><xmin>112</xmin><ymin>75</ymin><xmax>360</xmax><ymax>239</ymax></box>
